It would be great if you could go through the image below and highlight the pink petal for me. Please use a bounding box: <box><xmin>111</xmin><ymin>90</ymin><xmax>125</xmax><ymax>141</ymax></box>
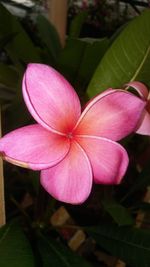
<box><xmin>126</xmin><ymin>81</ymin><xmax>149</xmax><ymax>100</ymax></box>
<box><xmin>23</xmin><ymin>64</ymin><xmax>81</xmax><ymax>135</ymax></box>
<box><xmin>74</xmin><ymin>90</ymin><xmax>145</xmax><ymax>141</ymax></box>
<box><xmin>0</xmin><ymin>124</ymin><xmax>70</xmax><ymax>170</ymax></box>
<box><xmin>76</xmin><ymin>135</ymin><xmax>128</xmax><ymax>184</ymax></box>
<box><xmin>136</xmin><ymin>110</ymin><xmax>150</xmax><ymax>135</ymax></box>
<box><xmin>41</xmin><ymin>141</ymin><xmax>92</xmax><ymax>204</ymax></box>
<box><xmin>125</xmin><ymin>82</ymin><xmax>150</xmax><ymax>136</ymax></box>
<box><xmin>82</xmin><ymin>88</ymin><xmax>115</xmax><ymax>111</ymax></box>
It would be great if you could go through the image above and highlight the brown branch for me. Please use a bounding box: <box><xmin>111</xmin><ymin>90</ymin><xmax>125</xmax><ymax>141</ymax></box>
<box><xmin>47</xmin><ymin>0</ymin><xmax>68</xmax><ymax>47</ymax></box>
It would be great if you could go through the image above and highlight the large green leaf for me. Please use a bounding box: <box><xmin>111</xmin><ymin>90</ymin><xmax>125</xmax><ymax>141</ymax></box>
<box><xmin>87</xmin><ymin>9</ymin><xmax>150</xmax><ymax>97</ymax></box>
<box><xmin>36</xmin><ymin>15</ymin><xmax>62</xmax><ymax>64</ymax></box>
<box><xmin>87</xmin><ymin>224</ymin><xmax>150</xmax><ymax>267</ymax></box>
<box><xmin>0</xmin><ymin>222</ymin><xmax>35</xmax><ymax>267</ymax></box>
<box><xmin>0</xmin><ymin>3</ymin><xmax>41</xmax><ymax>66</ymax></box>
<box><xmin>102</xmin><ymin>200</ymin><xmax>134</xmax><ymax>226</ymax></box>
<box><xmin>37</xmin><ymin>234</ymin><xmax>92</xmax><ymax>267</ymax></box>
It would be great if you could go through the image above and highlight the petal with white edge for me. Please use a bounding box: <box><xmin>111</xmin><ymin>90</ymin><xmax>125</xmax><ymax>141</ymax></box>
<box><xmin>74</xmin><ymin>90</ymin><xmax>145</xmax><ymax>141</ymax></box>
<box><xmin>126</xmin><ymin>81</ymin><xmax>149</xmax><ymax>100</ymax></box>
<box><xmin>0</xmin><ymin>124</ymin><xmax>70</xmax><ymax>170</ymax></box>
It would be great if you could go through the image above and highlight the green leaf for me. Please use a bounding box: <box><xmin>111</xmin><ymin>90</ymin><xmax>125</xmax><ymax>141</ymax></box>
<box><xmin>37</xmin><ymin>234</ymin><xmax>92</xmax><ymax>267</ymax></box>
<box><xmin>102</xmin><ymin>200</ymin><xmax>134</xmax><ymax>226</ymax></box>
<box><xmin>0</xmin><ymin>3</ymin><xmax>41</xmax><ymax>66</ymax></box>
<box><xmin>58</xmin><ymin>37</ymin><xmax>108</xmax><ymax>91</ymax></box>
<box><xmin>87</xmin><ymin>224</ymin><xmax>150</xmax><ymax>267</ymax></box>
<box><xmin>76</xmin><ymin>37</ymin><xmax>109</xmax><ymax>89</ymax></box>
<box><xmin>58</xmin><ymin>38</ymin><xmax>86</xmax><ymax>84</ymax></box>
<box><xmin>122</xmin><ymin>164</ymin><xmax>150</xmax><ymax>202</ymax></box>
<box><xmin>87</xmin><ymin>9</ymin><xmax>150</xmax><ymax>97</ymax></box>
<box><xmin>69</xmin><ymin>11</ymin><xmax>88</xmax><ymax>38</ymax></box>
<box><xmin>0</xmin><ymin>64</ymin><xmax>19</xmax><ymax>104</ymax></box>
<box><xmin>0</xmin><ymin>86</ymin><xmax>14</xmax><ymax>104</ymax></box>
<box><xmin>109</xmin><ymin>22</ymin><xmax>129</xmax><ymax>45</ymax></box>
<box><xmin>0</xmin><ymin>64</ymin><xmax>19</xmax><ymax>89</ymax></box>
<box><xmin>36</xmin><ymin>15</ymin><xmax>62</xmax><ymax>64</ymax></box>
<box><xmin>0</xmin><ymin>222</ymin><xmax>35</xmax><ymax>267</ymax></box>
<box><xmin>30</xmin><ymin>171</ymin><xmax>40</xmax><ymax>195</ymax></box>
<box><xmin>5</xmin><ymin>97</ymin><xmax>31</xmax><ymax>130</ymax></box>
<box><xmin>0</xmin><ymin>32</ymin><xmax>17</xmax><ymax>50</ymax></box>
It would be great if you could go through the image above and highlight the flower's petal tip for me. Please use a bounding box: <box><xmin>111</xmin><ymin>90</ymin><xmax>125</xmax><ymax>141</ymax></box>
<box><xmin>136</xmin><ymin>111</ymin><xmax>150</xmax><ymax>136</ymax></box>
<box><xmin>42</xmin><ymin>180</ymin><xmax>90</xmax><ymax>205</ymax></box>
<box><xmin>23</xmin><ymin>64</ymin><xmax>33</xmax><ymax>76</ymax></box>
<box><xmin>76</xmin><ymin>136</ymin><xmax>128</xmax><ymax>186</ymax></box>
<box><xmin>5</xmin><ymin>157</ymin><xmax>29</xmax><ymax>169</ymax></box>
<box><xmin>41</xmin><ymin>182</ymin><xmax>91</xmax><ymax>205</ymax></box>
<box><xmin>41</xmin><ymin>175</ymin><xmax>92</xmax><ymax>204</ymax></box>
<box><xmin>41</xmin><ymin>178</ymin><xmax>92</xmax><ymax>205</ymax></box>
<box><xmin>115</xmin><ymin>148</ymin><xmax>129</xmax><ymax>185</ymax></box>
<box><xmin>26</xmin><ymin>63</ymin><xmax>43</xmax><ymax>71</ymax></box>
<box><xmin>0</xmin><ymin>149</ymin><xmax>29</xmax><ymax>169</ymax></box>
<box><xmin>96</xmin><ymin>146</ymin><xmax>128</xmax><ymax>186</ymax></box>
<box><xmin>23</xmin><ymin>63</ymin><xmax>81</xmax><ymax>134</ymax></box>
<box><xmin>26</xmin><ymin>63</ymin><xmax>32</xmax><ymax>68</ymax></box>
<box><xmin>24</xmin><ymin>64</ymin><xmax>45</xmax><ymax>79</ymax></box>
<box><xmin>0</xmin><ymin>125</ymin><xmax>70</xmax><ymax>171</ymax></box>
<box><xmin>125</xmin><ymin>81</ymin><xmax>149</xmax><ymax>100</ymax></box>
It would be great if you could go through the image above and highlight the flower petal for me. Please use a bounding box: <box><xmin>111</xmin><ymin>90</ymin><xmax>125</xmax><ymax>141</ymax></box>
<box><xmin>0</xmin><ymin>124</ymin><xmax>70</xmax><ymax>170</ymax></box>
<box><xmin>82</xmin><ymin>88</ymin><xmax>114</xmax><ymax>111</ymax></box>
<box><xmin>23</xmin><ymin>64</ymin><xmax>81</xmax><ymax>135</ymax></box>
<box><xmin>126</xmin><ymin>81</ymin><xmax>149</xmax><ymax>100</ymax></box>
<box><xmin>41</xmin><ymin>141</ymin><xmax>92</xmax><ymax>204</ymax></box>
<box><xmin>74</xmin><ymin>90</ymin><xmax>145</xmax><ymax>141</ymax></box>
<box><xmin>125</xmin><ymin>82</ymin><xmax>150</xmax><ymax>135</ymax></box>
<box><xmin>136</xmin><ymin>110</ymin><xmax>150</xmax><ymax>135</ymax></box>
<box><xmin>76</xmin><ymin>135</ymin><xmax>128</xmax><ymax>184</ymax></box>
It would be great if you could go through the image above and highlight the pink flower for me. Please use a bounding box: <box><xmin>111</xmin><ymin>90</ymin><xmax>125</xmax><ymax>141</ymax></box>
<box><xmin>0</xmin><ymin>64</ymin><xmax>146</xmax><ymax>204</ymax></box>
<box><xmin>126</xmin><ymin>81</ymin><xmax>150</xmax><ymax>136</ymax></box>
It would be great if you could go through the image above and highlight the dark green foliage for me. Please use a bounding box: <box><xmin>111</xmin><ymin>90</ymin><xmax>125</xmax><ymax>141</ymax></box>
<box><xmin>0</xmin><ymin>221</ymin><xmax>35</xmax><ymax>267</ymax></box>
<box><xmin>88</xmin><ymin>224</ymin><xmax>150</xmax><ymax>267</ymax></box>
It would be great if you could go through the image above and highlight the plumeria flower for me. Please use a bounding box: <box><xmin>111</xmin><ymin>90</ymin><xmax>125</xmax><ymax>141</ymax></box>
<box><xmin>126</xmin><ymin>81</ymin><xmax>150</xmax><ymax>136</ymax></box>
<box><xmin>0</xmin><ymin>64</ymin><xmax>146</xmax><ymax>204</ymax></box>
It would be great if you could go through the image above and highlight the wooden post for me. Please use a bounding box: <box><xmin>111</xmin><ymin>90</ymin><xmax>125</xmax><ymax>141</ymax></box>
<box><xmin>48</xmin><ymin>0</ymin><xmax>68</xmax><ymax>47</ymax></box>
<box><xmin>0</xmin><ymin>108</ymin><xmax>5</xmax><ymax>227</ymax></box>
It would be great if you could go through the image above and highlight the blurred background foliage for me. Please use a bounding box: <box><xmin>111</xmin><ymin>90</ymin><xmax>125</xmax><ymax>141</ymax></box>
<box><xmin>1</xmin><ymin>1</ymin><xmax>150</xmax><ymax>267</ymax></box>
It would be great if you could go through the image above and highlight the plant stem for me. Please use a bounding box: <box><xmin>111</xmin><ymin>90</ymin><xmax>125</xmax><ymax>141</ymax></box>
<box><xmin>48</xmin><ymin>0</ymin><xmax>67</xmax><ymax>46</ymax></box>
